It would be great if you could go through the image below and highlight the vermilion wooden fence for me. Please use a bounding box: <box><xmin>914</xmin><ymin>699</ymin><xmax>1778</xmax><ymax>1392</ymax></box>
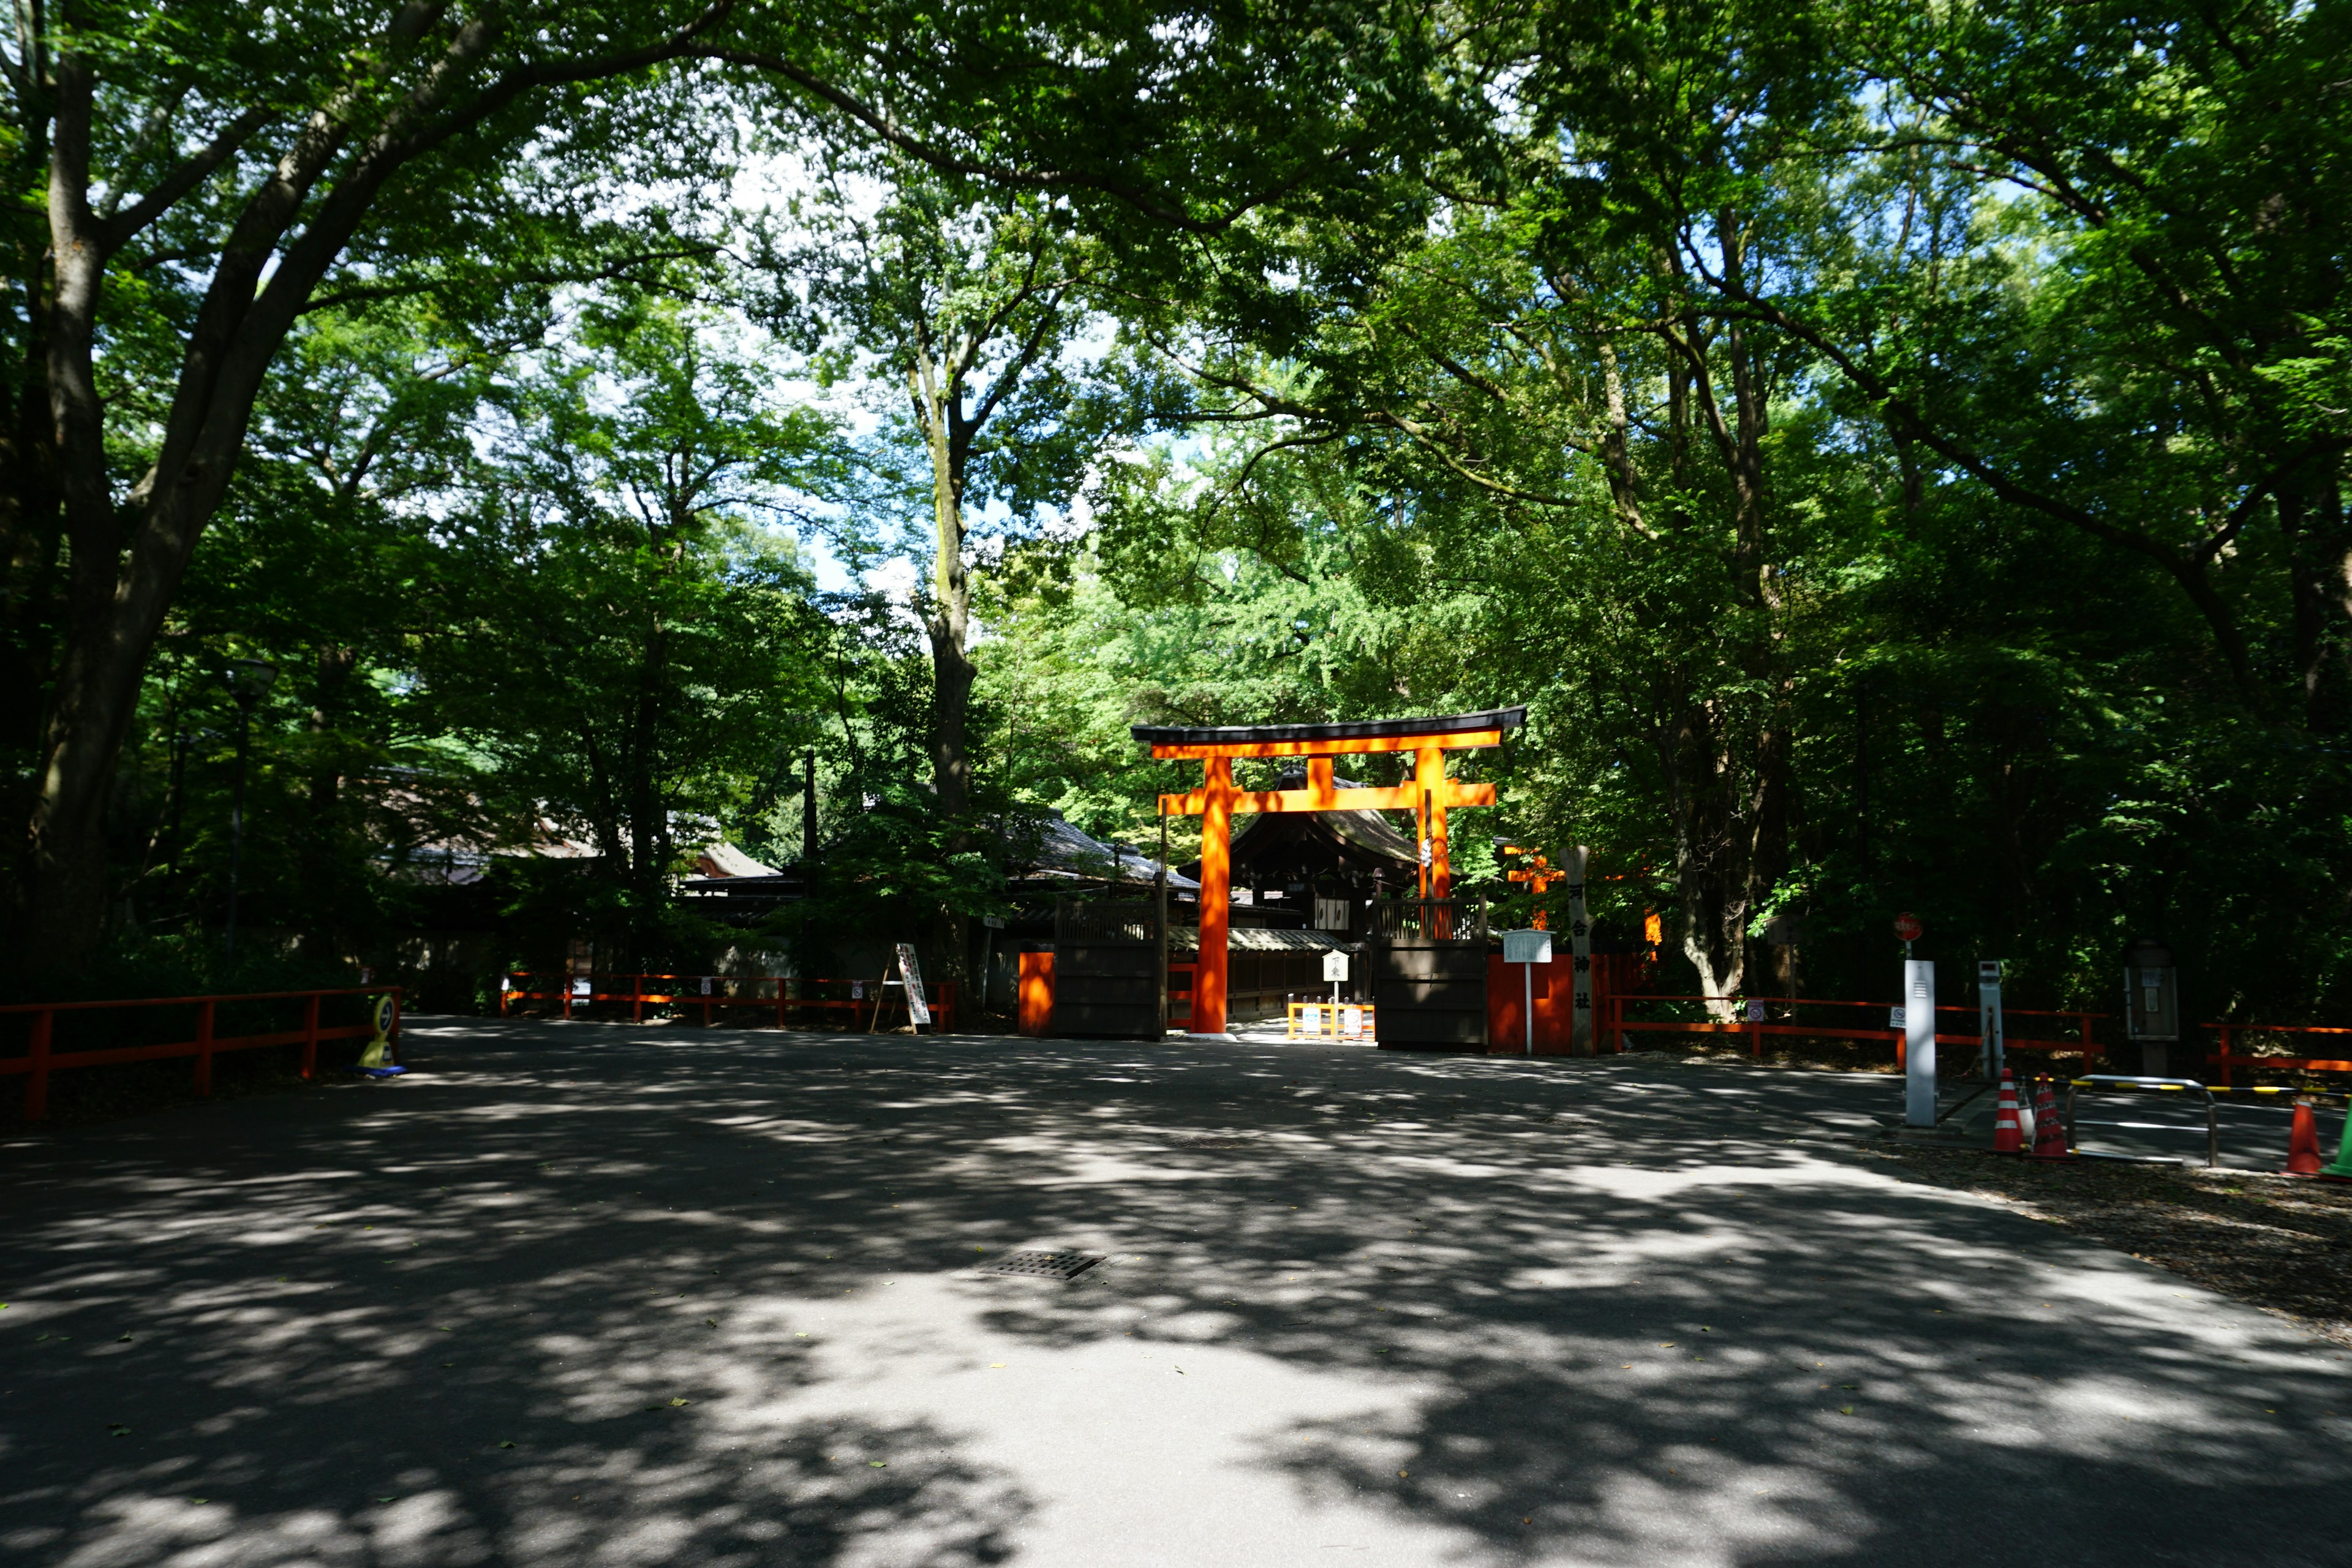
<box><xmin>1601</xmin><ymin>993</ymin><xmax>2104</xmax><ymax>1068</ymax></box>
<box><xmin>2204</xmin><ymin>1023</ymin><xmax>2352</xmax><ymax>1083</ymax></box>
<box><xmin>0</xmin><ymin>986</ymin><xmax>400</xmax><ymax>1121</ymax></box>
<box><xmin>500</xmin><ymin>971</ymin><xmax>957</xmax><ymax>1033</ymax></box>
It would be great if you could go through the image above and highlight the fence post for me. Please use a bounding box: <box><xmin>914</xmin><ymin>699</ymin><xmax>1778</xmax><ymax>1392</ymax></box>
<box><xmin>26</xmin><ymin>1009</ymin><xmax>51</xmax><ymax>1120</ymax></box>
<box><xmin>632</xmin><ymin>974</ymin><xmax>643</xmax><ymax>1022</ymax></box>
<box><xmin>388</xmin><ymin>989</ymin><xmax>402</xmax><ymax>1065</ymax></box>
<box><xmin>562</xmin><ymin>972</ymin><xmax>573</xmax><ymax>1020</ymax></box>
<box><xmin>194</xmin><ymin>1000</ymin><xmax>216</xmax><ymax>1096</ymax></box>
<box><xmin>301</xmin><ymin>993</ymin><xmax>320</xmax><ymax>1079</ymax></box>
<box><xmin>776</xmin><ymin>978</ymin><xmax>786</xmax><ymax>1031</ymax></box>
<box><xmin>499</xmin><ymin>975</ymin><xmax>510</xmax><ymax>1017</ymax></box>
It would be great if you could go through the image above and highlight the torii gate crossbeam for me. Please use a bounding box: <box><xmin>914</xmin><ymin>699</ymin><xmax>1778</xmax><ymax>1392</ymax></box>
<box><xmin>1133</xmin><ymin>707</ymin><xmax>1525</xmax><ymax>1038</ymax></box>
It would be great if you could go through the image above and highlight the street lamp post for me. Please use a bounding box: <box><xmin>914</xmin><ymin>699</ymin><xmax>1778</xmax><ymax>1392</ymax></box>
<box><xmin>223</xmin><ymin>659</ymin><xmax>277</xmax><ymax>956</ymax></box>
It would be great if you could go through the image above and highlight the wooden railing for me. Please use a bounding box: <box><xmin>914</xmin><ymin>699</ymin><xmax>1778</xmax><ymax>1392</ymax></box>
<box><xmin>0</xmin><ymin>986</ymin><xmax>399</xmax><ymax>1121</ymax></box>
<box><xmin>1369</xmin><ymin>897</ymin><xmax>1488</xmax><ymax>941</ymax></box>
<box><xmin>1054</xmin><ymin>899</ymin><xmax>1163</xmax><ymax>943</ymax></box>
<box><xmin>1602</xmin><ymin>993</ymin><xmax>2104</xmax><ymax>1068</ymax></box>
<box><xmin>2204</xmin><ymin>1023</ymin><xmax>2352</xmax><ymax>1083</ymax></box>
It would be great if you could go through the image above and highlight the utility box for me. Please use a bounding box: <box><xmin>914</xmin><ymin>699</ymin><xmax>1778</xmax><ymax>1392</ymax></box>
<box><xmin>2124</xmin><ymin>937</ymin><xmax>2180</xmax><ymax>1076</ymax></box>
<box><xmin>1977</xmin><ymin>959</ymin><xmax>2005</xmax><ymax>1081</ymax></box>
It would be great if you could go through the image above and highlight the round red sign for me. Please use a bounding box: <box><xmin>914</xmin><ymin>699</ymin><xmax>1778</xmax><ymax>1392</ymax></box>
<box><xmin>1893</xmin><ymin>911</ymin><xmax>1923</xmax><ymax>942</ymax></box>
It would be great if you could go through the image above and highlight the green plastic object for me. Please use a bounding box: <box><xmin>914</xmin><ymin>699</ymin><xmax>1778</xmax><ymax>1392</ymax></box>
<box><xmin>2322</xmin><ymin>1104</ymin><xmax>2352</xmax><ymax>1179</ymax></box>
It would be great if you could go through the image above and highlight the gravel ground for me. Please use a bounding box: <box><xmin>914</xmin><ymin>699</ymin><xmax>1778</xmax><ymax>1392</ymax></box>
<box><xmin>1864</xmin><ymin>1145</ymin><xmax>2352</xmax><ymax>1346</ymax></box>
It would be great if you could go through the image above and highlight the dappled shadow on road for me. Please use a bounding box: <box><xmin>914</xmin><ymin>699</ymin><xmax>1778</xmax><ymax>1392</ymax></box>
<box><xmin>4</xmin><ymin>1020</ymin><xmax>2350</xmax><ymax>1566</ymax></box>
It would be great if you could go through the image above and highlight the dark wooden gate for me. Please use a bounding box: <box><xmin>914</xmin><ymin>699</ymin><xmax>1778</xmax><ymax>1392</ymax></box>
<box><xmin>1049</xmin><ymin>899</ymin><xmax>1163</xmax><ymax>1039</ymax></box>
<box><xmin>1371</xmin><ymin>897</ymin><xmax>1489</xmax><ymax>1049</ymax></box>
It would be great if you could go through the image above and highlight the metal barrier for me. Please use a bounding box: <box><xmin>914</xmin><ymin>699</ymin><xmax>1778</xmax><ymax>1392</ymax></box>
<box><xmin>0</xmin><ymin>986</ymin><xmax>401</xmax><ymax>1121</ymax></box>
<box><xmin>2062</xmin><ymin>1075</ymin><xmax>2218</xmax><ymax>1166</ymax></box>
<box><xmin>1286</xmin><ymin>1001</ymin><xmax>1376</xmax><ymax>1041</ymax></box>
<box><xmin>1603</xmin><ymin>993</ymin><xmax>2104</xmax><ymax>1068</ymax></box>
<box><xmin>500</xmin><ymin>972</ymin><xmax>956</xmax><ymax>1033</ymax></box>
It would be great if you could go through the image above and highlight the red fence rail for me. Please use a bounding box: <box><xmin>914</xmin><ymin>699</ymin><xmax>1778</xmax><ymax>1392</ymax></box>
<box><xmin>2204</xmin><ymin>1023</ymin><xmax>2352</xmax><ymax>1082</ymax></box>
<box><xmin>0</xmin><ymin>986</ymin><xmax>400</xmax><ymax>1121</ymax></box>
<box><xmin>1600</xmin><ymin>993</ymin><xmax>2105</xmax><ymax>1068</ymax></box>
<box><xmin>499</xmin><ymin>971</ymin><xmax>958</xmax><ymax>1033</ymax></box>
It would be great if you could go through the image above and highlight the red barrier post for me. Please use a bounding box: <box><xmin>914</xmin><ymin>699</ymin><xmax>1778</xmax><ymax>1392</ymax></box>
<box><xmin>25</xmin><ymin>1009</ymin><xmax>51</xmax><ymax>1120</ymax></box>
<box><xmin>301</xmin><ymin>993</ymin><xmax>320</xmax><ymax>1079</ymax></box>
<box><xmin>194</xmin><ymin>1000</ymin><xmax>216</xmax><ymax>1096</ymax></box>
<box><xmin>631</xmin><ymin>974</ymin><xmax>643</xmax><ymax>1022</ymax></box>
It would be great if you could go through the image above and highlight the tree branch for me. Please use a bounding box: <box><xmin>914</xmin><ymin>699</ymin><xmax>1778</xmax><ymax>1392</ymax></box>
<box><xmin>103</xmin><ymin>107</ymin><xmax>273</xmax><ymax>248</ymax></box>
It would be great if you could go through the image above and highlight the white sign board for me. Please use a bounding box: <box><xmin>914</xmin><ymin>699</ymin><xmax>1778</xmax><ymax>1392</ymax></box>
<box><xmin>1322</xmin><ymin>951</ymin><xmax>1350</xmax><ymax>982</ymax></box>
<box><xmin>1302</xmin><ymin>1005</ymin><xmax>1322</xmax><ymax>1034</ymax></box>
<box><xmin>896</xmin><ymin>943</ymin><xmax>932</xmax><ymax>1027</ymax></box>
<box><xmin>1502</xmin><ymin>929</ymin><xmax>1553</xmax><ymax>965</ymax></box>
<box><xmin>1343</xmin><ymin>1006</ymin><xmax>1365</xmax><ymax>1037</ymax></box>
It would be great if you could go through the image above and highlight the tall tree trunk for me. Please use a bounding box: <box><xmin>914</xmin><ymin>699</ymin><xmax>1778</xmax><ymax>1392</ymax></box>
<box><xmin>2282</xmin><ymin>471</ymin><xmax>2351</xmax><ymax>731</ymax></box>
<box><xmin>910</xmin><ymin>349</ymin><xmax>973</xmax><ymax>821</ymax></box>
<box><xmin>910</xmin><ymin>345</ymin><xmax>976</xmax><ymax>999</ymax></box>
<box><xmin>300</xmin><ymin>643</ymin><xmax>355</xmax><ymax>943</ymax></box>
<box><xmin>1653</xmin><ymin>689</ymin><xmax>1747</xmax><ymax>1014</ymax></box>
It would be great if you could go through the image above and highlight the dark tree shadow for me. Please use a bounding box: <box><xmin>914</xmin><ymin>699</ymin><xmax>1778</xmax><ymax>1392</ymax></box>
<box><xmin>4</xmin><ymin>1019</ymin><xmax>2349</xmax><ymax>1566</ymax></box>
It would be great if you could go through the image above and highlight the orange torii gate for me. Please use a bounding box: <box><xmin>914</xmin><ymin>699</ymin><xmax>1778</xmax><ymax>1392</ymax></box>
<box><xmin>1133</xmin><ymin>707</ymin><xmax>1525</xmax><ymax>1038</ymax></box>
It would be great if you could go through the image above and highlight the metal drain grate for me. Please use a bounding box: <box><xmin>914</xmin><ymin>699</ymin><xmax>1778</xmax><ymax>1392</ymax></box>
<box><xmin>976</xmin><ymin>1248</ymin><xmax>1104</xmax><ymax>1281</ymax></box>
<box><xmin>1170</xmin><ymin>1136</ymin><xmax>1251</xmax><ymax>1149</ymax></box>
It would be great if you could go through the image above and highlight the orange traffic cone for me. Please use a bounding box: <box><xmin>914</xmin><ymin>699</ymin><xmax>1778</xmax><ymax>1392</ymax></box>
<box><xmin>2286</xmin><ymin>1097</ymin><xmax>2326</xmax><ymax>1175</ymax></box>
<box><xmin>2027</xmin><ymin>1076</ymin><xmax>2075</xmax><ymax>1161</ymax></box>
<box><xmin>1991</xmin><ymin>1069</ymin><xmax>2024</xmax><ymax>1155</ymax></box>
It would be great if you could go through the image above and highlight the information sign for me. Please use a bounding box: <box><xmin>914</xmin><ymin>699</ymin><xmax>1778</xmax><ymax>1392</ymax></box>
<box><xmin>896</xmin><ymin>943</ymin><xmax>932</xmax><ymax>1027</ymax></box>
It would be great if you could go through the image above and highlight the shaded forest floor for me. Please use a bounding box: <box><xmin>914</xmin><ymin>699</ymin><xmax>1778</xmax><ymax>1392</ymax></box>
<box><xmin>1866</xmin><ymin>1144</ymin><xmax>2352</xmax><ymax>1348</ymax></box>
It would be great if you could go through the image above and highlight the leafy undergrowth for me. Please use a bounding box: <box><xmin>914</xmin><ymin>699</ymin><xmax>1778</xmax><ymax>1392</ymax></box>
<box><xmin>1867</xmin><ymin>1144</ymin><xmax>2352</xmax><ymax>1346</ymax></box>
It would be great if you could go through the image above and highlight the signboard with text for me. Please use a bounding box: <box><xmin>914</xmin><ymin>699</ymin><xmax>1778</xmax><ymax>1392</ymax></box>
<box><xmin>896</xmin><ymin>943</ymin><xmax>932</xmax><ymax>1027</ymax></box>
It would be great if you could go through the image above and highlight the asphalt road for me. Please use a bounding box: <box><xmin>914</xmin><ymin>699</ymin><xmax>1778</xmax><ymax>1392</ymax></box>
<box><xmin>6</xmin><ymin>1019</ymin><xmax>2350</xmax><ymax>1567</ymax></box>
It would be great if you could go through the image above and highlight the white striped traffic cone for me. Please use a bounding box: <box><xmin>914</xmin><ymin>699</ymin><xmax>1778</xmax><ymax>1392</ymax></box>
<box><xmin>1992</xmin><ymin>1069</ymin><xmax>2024</xmax><ymax>1155</ymax></box>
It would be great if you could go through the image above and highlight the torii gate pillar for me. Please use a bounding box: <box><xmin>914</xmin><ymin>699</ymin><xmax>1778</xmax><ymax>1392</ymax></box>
<box><xmin>1136</xmin><ymin>708</ymin><xmax>1526</xmax><ymax>1038</ymax></box>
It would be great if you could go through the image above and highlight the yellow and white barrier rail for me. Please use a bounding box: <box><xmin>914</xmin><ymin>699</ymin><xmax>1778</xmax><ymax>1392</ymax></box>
<box><xmin>1287</xmin><ymin>1001</ymin><xmax>1375</xmax><ymax>1041</ymax></box>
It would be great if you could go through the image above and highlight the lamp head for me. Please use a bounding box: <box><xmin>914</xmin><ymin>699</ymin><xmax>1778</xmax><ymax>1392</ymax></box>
<box><xmin>228</xmin><ymin>658</ymin><xmax>277</xmax><ymax>703</ymax></box>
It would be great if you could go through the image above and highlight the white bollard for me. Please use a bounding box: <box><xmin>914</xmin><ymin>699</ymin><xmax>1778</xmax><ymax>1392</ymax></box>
<box><xmin>1904</xmin><ymin>959</ymin><xmax>1937</xmax><ymax>1126</ymax></box>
